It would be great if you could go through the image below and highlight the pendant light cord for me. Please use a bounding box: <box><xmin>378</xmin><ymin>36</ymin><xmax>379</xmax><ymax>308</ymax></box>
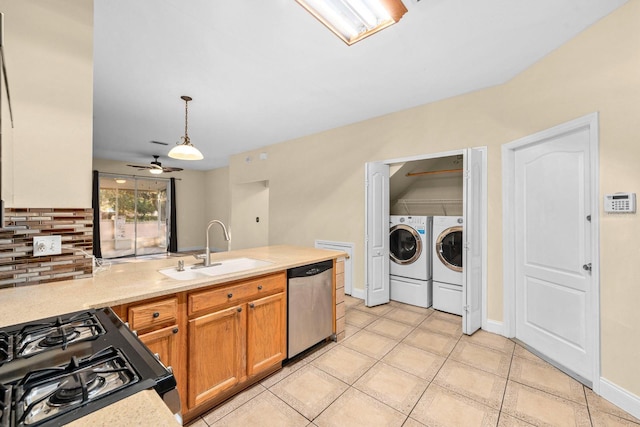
<box><xmin>184</xmin><ymin>98</ymin><xmax>190</xmax><ymax>143</ymax></box>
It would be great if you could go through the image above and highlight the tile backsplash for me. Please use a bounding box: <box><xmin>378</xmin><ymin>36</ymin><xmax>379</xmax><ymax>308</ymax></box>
<box><xmin>0</xmin><ymin>208</ymin><xmax>93</xmax><ymax>289</ymax></box>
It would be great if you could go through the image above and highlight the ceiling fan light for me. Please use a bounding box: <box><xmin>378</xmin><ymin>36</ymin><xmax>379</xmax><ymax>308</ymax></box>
<box><xmin>149</xmin><ymin>168</ymin><xmax>163</xmax><ymax>175</ymax></box>
<box><xmin>168</xmin><ymin>141</ymin><xmax>204</xmax><ymax>160</ymax></box>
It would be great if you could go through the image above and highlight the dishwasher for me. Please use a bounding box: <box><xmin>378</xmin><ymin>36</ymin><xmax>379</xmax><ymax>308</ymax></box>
<box><xmin>287</xmin><ymin>259</ymin><xmax>334</xmax><ymax>359</ymax></box>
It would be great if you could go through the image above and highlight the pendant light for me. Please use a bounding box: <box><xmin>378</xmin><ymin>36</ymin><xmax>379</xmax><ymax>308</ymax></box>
<box><xmin>168</xmin><ymin>95</ymin><xmax>204</xmax><ymax>160</ymax></box>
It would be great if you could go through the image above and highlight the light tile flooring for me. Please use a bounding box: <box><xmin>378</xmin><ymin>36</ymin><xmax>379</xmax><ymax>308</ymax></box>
<box><xmin>186</xmin><ymin>296</ymin><xmax>639</xmax><ymax>426</ymax></box>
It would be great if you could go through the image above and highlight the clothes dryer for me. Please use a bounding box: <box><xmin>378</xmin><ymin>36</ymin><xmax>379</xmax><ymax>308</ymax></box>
<box><xmin>389</xmin><ymin>215</ymin><xmax>433</xmax><ymax>307</ymax></box>
<box><xmin>432</xmin><ymin>216</ymin><xmax>463</xmax><ymax>315</ymax></box>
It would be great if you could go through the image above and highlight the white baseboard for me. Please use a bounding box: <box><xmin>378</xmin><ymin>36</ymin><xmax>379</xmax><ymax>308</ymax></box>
<box><xmin>599</xmin><ymin>378</ymin><xmax>640</xmax><ymax>420</ymax></box>
<box><xmin>483</xmin><ymin>319</ymin><xmax>504</xmax><ymax>336</ymax></box>
<box><xmin>351</xmin><ymin>288</ymin><xmax>365</xmax><ymax>300</ymax></box>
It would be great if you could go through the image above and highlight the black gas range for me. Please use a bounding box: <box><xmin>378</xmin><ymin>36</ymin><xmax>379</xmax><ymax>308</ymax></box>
<box><xmin>0</xmin><ymin>308</ymin><xmax>180</xmax><ymax>426</ymax></box>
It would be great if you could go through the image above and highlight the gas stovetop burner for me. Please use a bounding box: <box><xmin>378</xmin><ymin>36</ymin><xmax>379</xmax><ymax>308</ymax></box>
<box><xmin>14</xmin><ymin>347</ymin><xmax>139</xmax><ymax>426</ymax></box>
<box><xmin>48</xmin><ymin>370</ymin><xmax>105</xmax><ymax>406</ymax></box>
<box><xmin>38</xmin><ymin>327</ymin><xmax>80</xmax><ymax>349</ymax></box>
<box><xmin>15</xmin><ymin>311</ymin><xmax>105</xmax><ymax>358</ymax></box>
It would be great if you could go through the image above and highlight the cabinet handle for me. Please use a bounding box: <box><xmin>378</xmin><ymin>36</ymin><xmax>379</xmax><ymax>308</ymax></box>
<box><xmin>257</xmin><ymin>285</ymin><xmax>263</xmax><ymax>290</ymax></box>
<box><xmin>152</xmin><ymin>312</ymin><xmax>160</xmax><ymax>318</ymax></box>
<box><xmin>237</xmin><ymin>307</ymin><xmax>242</xmax><ymax>312</ymax></box>
<box><xmin>227</xmin><ymin>293</ymin><xmax>233</xmax><ymax>299</ymax></box>
<box><xmin>249</xmin><ymin>303</ymin><xmax>255</xmax><ymax>309</ymax></box>
<box><xmin>172</xmin><ymin>327</ymin><xmax>179</xmax><ymax>334</ymax></box>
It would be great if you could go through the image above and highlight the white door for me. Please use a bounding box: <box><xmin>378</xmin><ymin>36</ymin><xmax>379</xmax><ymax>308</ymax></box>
<box><xmin>462</xmin><ymin>147</ymin><xmax>485</xmax><ymax>335</ymax></box>
<box><xmin>513</xmin><ymin>122</ymin><xmax>594</xmax><ymax>382</ymax></box>
<box><xmin>365</xmin><ymin>162</ymin><xmax>390</xmax><ymax>307</ymax></box>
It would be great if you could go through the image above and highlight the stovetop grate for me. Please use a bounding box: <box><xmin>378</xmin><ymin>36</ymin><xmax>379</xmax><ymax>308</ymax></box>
<box><xmin>0</xmin><ymin>332</ymin><xmax>11</xmax><ymax>366</ymax></box>
<box><xmin>0</xmin><ymin>308</ymin><xmax>177</xmax><ymax>426</ymax></box>
<box><xmin>14</xmin><ymin>347</ymin><xmax>139</xmax><ymax>427</ymax></box>
<box><xmin>0</xmin><ymin>383</ymin><xmax>10</xmax><ymax>427</ymax></box>
<box><xmin>14</xmin><ymin>312</ymin><xmax>105</xmax><ymax>358</ymax></box>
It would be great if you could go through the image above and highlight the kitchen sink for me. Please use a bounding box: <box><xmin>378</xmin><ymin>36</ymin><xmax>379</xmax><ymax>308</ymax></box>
<box><xmin>157</xmin><ymin>268</ymin><xmax>207</xmax><ymax>281</ymax></box>
<box><xmin>159</xmin><ymin>257</ymin><xmax>273</xmax><ymax>281</ymax></box>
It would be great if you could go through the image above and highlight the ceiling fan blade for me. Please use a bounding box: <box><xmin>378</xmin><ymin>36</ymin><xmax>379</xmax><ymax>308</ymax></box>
<box><xmin>162</xmin><ymin>167</ymin><xmax>183</xmax><ymax>172</ymax></box>
<box><xmin>149</xmin><ymin>140</ymin><xmax>169</xmax><ymax>146</ymax></box>
<box><xmin>126</xmin><ymin>164</ymin><xmax>152</xmax><ymax>170</ymax></box>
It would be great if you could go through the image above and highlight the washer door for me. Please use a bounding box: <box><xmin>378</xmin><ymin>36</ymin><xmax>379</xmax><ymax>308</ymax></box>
<box><xmin>390</xmin><ymin>225</ymin><xmax>422</xmax><ymax>265</ymax></box>
<box><xmin>436</xmin><ymin>226</ymin><xmax>463</xmax><ymax>272</ymax></box>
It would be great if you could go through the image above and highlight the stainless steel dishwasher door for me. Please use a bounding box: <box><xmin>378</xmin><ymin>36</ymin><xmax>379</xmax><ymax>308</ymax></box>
<box><xmin>288</xmin><ymin>262</ymin><xmax>333</xmax><ymax>359</ymax></box>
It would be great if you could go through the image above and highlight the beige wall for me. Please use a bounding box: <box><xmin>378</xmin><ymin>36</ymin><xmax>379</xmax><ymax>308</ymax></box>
<box><xmin>226</xmin><ymin>3</ymin><xmax>640</xmax><ymax>395</ymax></box>
<box><xmin>390</xmin><ymin>175</ymin><xmax>464</xmax><ymax>216</ymax></box>
<box><xmin>204</xmin><ymin>167</ymin><xmax>231</xmax><ymax>252</ymax></box>
<box><xmin>93</xmin><ymin>158</ymin><xmax>207</xmax><ymax>252</ymax></box>
<box><xmin>230</xmin><ymin>180</ymin><xmax>269</xmax><ymax>250</ymax></box>
<box><xmin>1</xmin><ymin>0</ymin><xmax>93</xmax><ymax>208</ymax></box>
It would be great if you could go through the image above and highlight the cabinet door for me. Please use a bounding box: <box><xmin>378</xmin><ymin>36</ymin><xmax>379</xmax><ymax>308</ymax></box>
<box><xmin>138</xmin><ymin>323</ymin><xmax>180</xmax><ymax>370</ymax></box>
<box><xmin>138</xmin><ymin>324</ymin><xmax>184</xmax><ymax>408</ymax></box>
<box><xmin>187</xmin><ymin>305</ymin><xmax>245</xmax><ymax>409</ymax></box>
<box><xmin>246</xmin><ymin>292</ymin><xmax>286</xmax><ymax>377</ymax></box>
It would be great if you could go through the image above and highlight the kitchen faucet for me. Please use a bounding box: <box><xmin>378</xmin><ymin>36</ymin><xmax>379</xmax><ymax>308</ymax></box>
<box><xmin>195</xmin><ymin>220</ymin><xmax>230</xmax><ymax>267</ymax></box>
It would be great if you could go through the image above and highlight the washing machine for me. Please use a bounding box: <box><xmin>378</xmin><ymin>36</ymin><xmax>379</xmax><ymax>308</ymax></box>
<box><xmin>432</xmin><ymin>216</ymin><xmax>463</xmax><ymax>315</ymax></box>
<box><xmin>389</xmin><ymin>215</ymin><xmax>432</xmax><ymax>308</ymax></box>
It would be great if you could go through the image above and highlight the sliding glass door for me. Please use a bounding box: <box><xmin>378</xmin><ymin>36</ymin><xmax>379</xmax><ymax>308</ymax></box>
<box><xmin>98</xmin><ymin>175</ymin><xmax>170</xmax><ymax>259</ymax></box>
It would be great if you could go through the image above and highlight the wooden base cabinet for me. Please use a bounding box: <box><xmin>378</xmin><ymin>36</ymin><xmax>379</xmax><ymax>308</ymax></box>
<box><xmin>185</xmin><ymin>272</ymin><xmax>287</xmax><ymax>414</ymax></box>
<box><xmin>111</xmin><ymin>295</ymin><xmax>188</xmax><ymax>412</ymax></box>
<box><xmin>113</xmin><ymin>271</ymin><xmax>288</xmax><ymax>420</ymax></box>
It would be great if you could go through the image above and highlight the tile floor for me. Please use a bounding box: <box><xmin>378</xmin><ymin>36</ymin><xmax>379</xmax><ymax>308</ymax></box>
<box><xmin>186</xmin><ymin>296</ymin><xmax>639</xmax><ymax>426</ymax></box>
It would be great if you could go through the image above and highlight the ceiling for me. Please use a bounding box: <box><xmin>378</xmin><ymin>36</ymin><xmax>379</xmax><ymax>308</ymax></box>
<box><xmin>92</xmin><ymin>0</ymin><xmax>626</xmax><ymax>171</ymax></box>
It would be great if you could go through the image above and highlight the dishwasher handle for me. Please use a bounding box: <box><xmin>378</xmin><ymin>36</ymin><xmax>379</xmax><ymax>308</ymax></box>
<box><xmin>288</xmin><ymin>259</ymin><xmax>333</xmax><ymax>279</ymax></box>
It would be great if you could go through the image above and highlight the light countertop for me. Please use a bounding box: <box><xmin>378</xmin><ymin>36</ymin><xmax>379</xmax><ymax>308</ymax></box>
<box><xmin>0</xmin><ymin>245</ymin><xmax>345</xmax><ymax>328</ymax></box>
<box><xmin>65</xmin><ymin>390</ymin><xmax>181</xmax><ymax>427</ymax></box>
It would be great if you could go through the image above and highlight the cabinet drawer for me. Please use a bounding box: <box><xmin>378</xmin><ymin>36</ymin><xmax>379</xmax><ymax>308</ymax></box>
<box><xmin>189</xmin><ymin>272</ymin><xmax>286</xmax><ymax>316</ymax></box>
<box><xmin>336</xmin><ymin>272</ymin><xmax>344</xmax><ymax>289</ymax></box>
<box><xmin>128</xmin><ymin>297</ymin><xmax>178</xmax><ymax>332</ymax></box>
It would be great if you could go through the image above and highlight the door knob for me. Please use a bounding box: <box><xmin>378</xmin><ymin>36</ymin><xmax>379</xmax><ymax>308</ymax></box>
<box><xmin>582</xmin><ymin>263</ymin><xmax>592</xmax><ymax>272</ymax></box>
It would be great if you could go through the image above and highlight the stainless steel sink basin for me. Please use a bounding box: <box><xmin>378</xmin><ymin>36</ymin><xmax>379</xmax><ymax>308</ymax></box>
<box><xmin>159</xmin><ymin>257</ymin><xmax>273</xmax><ymax>281</ymax></box>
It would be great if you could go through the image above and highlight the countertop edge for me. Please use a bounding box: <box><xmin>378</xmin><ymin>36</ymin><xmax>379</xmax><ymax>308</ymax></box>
<box><xmin>0</xmin><ymin>245</ymin><xmax>347</xmax><ymax>327</ymax></box>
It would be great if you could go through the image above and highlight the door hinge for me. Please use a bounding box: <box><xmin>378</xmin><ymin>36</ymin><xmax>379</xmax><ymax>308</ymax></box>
<box><xmin>463</xmin><ymin>305</ymin><xmax>470</xmax><ymax>313</ymax></box>
<box><xmin>463</xmin><ymin>170</ymin><xmax>470</xmax><ymax>179</ymax></box>
<box><xmin>464</xmin><ymin>242</ymin><xmax>471</xmax><ymax>250</ymax></box>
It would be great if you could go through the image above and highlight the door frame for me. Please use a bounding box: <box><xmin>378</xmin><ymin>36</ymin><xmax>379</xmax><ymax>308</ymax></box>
<box><xmin>502</xmin><ymin>112</ymin><xmax>600</xmax><ymax>391</ymax></box>
<box><xmin>365</xmin><ymin>148</ymin><xmax>488</xmax><ymax>332</ymax></box>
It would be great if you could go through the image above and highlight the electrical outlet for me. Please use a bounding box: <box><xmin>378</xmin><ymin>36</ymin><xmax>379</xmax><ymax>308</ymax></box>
<box><xmin>33</xmin><ymin>235</ymin><xmax>62</xmax><ymax>256</ymax></box>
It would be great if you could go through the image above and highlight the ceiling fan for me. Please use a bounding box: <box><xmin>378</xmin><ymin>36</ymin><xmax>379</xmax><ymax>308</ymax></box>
<box><xmin>127</xmin><ymin>155</ymin><xmax>183</xmax><ymax>175</ymax></box>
